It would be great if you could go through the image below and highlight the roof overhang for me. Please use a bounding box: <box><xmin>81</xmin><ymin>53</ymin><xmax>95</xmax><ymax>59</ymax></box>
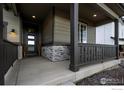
<box><xmin>97</xmin><ymin>3</ymin><xmax>124</xmax><ymax>25</ymax></box>
<box><xmin>14</xmin><ymin>3</ymin><xmax>124</xmax><ymax>26</ymax></box>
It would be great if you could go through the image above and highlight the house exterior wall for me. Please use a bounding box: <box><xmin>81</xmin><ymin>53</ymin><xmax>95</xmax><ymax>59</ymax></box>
<box><xmin>42</xmin><ymin>46</ymin><xmax>70</xmax><ymax>61</ymax></box>
<box><xmin>96</xmin><ymin>22</ymin><xmax>124</xmax><ymax>45</ymax></box>
<box><xmin>96</xmin><ymin>22</ymin><xmax>114</xmax><ymax>45</ymax></box>
<box><xmin>119</xmin><ymin>22</ymin><xmax>124</xmax><ymax>38</ymax></box>
<box><xmin>3</xmin><ymin>8</ymin><xmax>23</xmax><ymax>81</ymax></box>
<box><xmin>53</xmin><ymin>9</ymin><xmax>96</xmax><ymax>44</ymax></box>
<box><xmin>3</xmin><ymin>8</ymin><xmax>23</xmax><ymax>60</ymax></box>
<box><xmin>42</xmin><ymin>9</ymin><xmax>96</xmax><ymax>62</ymax></box>
<box><xmin>3</xmin><ymin>8</ymin><xmax>21</xmax><ymax>43</ymax></box>
<box><xmin>42</xmin><ymin>10</ymin><xmax>53</xmax><ymax>45</ymax></box>
<box><xmin>54</xmin><ymin>9</ymin><xmax>70</xmax><ymax>43</ymax></box>
<box><xmin>42</xmin><ymin>9</ymin><xmax>71</xmax><ymax>61</ymax></box>
<box><xmin>87</xmin><ymin>26</ymin><xmax>96</xmax><ymax>44</ymax></box>
<box><xmin>42</xmin><ymin>8</ymin><xmax>97</xmax><ymax>45</ymax></box>
<box><xmin>119</xmin><ymin>22</ymin><xmax>124</xmax><ymax>45</ymax></box>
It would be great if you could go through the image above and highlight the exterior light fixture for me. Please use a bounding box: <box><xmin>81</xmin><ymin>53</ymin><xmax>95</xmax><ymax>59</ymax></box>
<box><xmin>93</xmin><ymin>14</ymin><xmax>97</xmax><ymax>17</ymax></box>
<box><xmin>121</xmin><ymin>16</ymin><xmax>124</xmax><ymax>20</ymax></box>
<box><xmin>9</xmin><ymin>29</ymin><xmax>16</xmax><ymax>38</ymax></box>
<box><xmin>32</xmin><ymin>16</ymin><xmax>36</xmax><ymax>19</ymax></box>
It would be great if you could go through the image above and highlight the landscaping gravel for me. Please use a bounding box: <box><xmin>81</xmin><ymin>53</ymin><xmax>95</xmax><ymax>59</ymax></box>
<box><xmin>76</xmin><ymin>64</ymin><xmax>124</xmax><ymax>85</ymax></box>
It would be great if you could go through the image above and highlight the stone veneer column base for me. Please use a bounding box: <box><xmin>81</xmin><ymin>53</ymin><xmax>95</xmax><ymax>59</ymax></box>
<box><xmin>42</xmin><ymin>46</ymin><xmax>70</xmax><ymax>62</ymax></box>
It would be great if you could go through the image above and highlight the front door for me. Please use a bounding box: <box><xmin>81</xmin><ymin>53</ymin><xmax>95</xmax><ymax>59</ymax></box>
<box><xmin>23</xmin><ymin>28</ymin><xmax>38</xmax><ymax>57</ymax></box>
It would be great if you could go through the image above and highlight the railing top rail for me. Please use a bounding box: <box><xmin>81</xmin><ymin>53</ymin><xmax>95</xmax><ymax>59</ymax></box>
<box><xmin>78</xmin><ymin>43</ymin><xmax>116</xmax><ymax>47</ymax></box>
<box><xmin>3</xmin><ymin>40</ymin><xmax>18</xmax><ymax>46</ymax></box>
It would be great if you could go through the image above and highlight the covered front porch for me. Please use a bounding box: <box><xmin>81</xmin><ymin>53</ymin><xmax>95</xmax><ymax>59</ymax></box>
<box><xmin>69</xmin><ymin>3</ymin><xmax>122</xmax><ymax>71</ymax></box>
<box><xmin>1</xmin><ymin>3</ymin><xmax>124</xmax><ymax>85</ymax></box>
<box><xmin>5</xmin><ymin>57</ymin><xmax>120</xmax><ymax>85</ymax></box>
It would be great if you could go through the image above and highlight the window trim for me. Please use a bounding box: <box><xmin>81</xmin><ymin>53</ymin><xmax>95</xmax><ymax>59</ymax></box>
<box><xmin>78</xmin><ymin>22</ymin><xmax>87</xmax><ymax>43</ymax></box>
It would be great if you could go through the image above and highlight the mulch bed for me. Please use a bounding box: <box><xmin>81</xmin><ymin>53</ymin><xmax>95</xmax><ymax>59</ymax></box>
<box><xmin>76</xmin><ymin>64</ymin><xmax>124</xmax><ymax>85</ymax></box>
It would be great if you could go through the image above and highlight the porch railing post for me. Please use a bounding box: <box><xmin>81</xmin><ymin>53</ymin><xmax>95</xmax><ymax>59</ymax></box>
<box><xmin>69</xmin><ymin>3</ymin><xmax>79</xmax><ymax>72</ymax></box>
<box><xmin>114</xmin><ymin>19</ymin><xmax>119</xmax><ymax>59</ymax></box>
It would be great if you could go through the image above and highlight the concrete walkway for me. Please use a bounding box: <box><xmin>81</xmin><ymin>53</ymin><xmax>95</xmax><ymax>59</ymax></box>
<box><xmin>4</xmin><ymin>57</ymin><xmax>121</xmax><ymax>85</ymax></box>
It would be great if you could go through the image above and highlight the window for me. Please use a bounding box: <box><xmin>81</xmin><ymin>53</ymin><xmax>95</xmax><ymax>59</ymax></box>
<box><xmin>78</xmin><ymin>22</ymin><xmax>87</xmax><ymax>43</ymax></box>
<box><xmin>28</xmin><ymin>40</ymin><xmax>35</xmax><ymax>45</ymax></box>
<box><xmin>28</xmin><ymin>35</ymin><xmax>35</xmax><ymax>39</ymax></box>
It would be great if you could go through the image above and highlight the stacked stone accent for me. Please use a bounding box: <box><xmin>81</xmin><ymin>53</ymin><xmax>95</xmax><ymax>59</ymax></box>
<box><xmin>42</xmin><ymin>46</ymin><xmax>70</xmax><ymax>62</ymax></box>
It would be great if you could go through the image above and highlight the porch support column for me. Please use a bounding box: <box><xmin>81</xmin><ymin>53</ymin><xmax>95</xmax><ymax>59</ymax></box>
<box><xmin>69</xmin><ymin>3</ymin><xmax>79</xmax><ymax>72</ymax></box>
<box><xmin>114</xmin><ymin>19</ymin><xmax>119</xmax><ymax>59</ymax></box>
<box><xmin>0</xmin><ymin>4</ymin><xmax>4</xmax><ymax>85</ymax></box>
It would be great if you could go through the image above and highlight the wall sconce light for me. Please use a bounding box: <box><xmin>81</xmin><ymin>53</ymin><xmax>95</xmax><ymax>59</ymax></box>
<box><xmin>9</xmin><ymin>29</ymin><xmax>17</xmax><ymax>37</ymax></box>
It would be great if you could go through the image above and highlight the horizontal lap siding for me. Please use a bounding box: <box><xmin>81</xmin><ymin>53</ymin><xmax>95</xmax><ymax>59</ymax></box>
<box><xmin>87</xmin><ymin>26</ymin><xmax>96</xmax><ymax>44</ymax></box>
<box><xmin>54</xmin><ymin>10</ymin><xmax>70</xmax><ymax>43</ymax></box>
<box><xmin>3</xmin><ymin>9</ymin><xmax>21</xmax><ymax>43</ymax></box>
<box><xmin>53</xmin><ymin>10</ymin><xmax>96</xmax><ymax>44</ymax></box>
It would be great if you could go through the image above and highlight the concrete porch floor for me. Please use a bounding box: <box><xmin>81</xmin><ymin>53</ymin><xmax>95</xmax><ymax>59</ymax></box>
<box><xmin>4</xmin><ymin>57</ymin><xmax>121</xmax><ymax>85</ymax></box>
<box><xmin>17</xmin><ymin>57</ymin><xmax>75</xmax><ymax>85</ymax></box>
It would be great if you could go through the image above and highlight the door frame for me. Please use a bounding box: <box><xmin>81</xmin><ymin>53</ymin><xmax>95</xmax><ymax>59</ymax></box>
<box><xmin>26</xmin><ymin>31</ymin><xmax>37</xmax><ymax>56</ymax></box>
<box><xmin>22</xmin><ymin>21</ymin><xmax>39</xmax><ymax>57</ymax></box>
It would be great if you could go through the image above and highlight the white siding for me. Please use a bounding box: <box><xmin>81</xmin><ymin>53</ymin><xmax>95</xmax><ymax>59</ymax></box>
<box><xmin>119</xmin><ymin>22</ymin><xmax>124</xmax><ymax>45</ymax></box>
<box><xmin>96</xmin><ymin>22</ymin><xmax>114</xmax><ymax>45</ymax></box>
<box><xmin>96</xmin><ymin>22</ymin><xmax>124</xmax><ymax>45</ymax></box>
<box><xmin>119</xmin><ymin>22</ymin><xmax>124</xmax><ymax>39</ymax></box>
<box><xmin>104</xmin><ymin>22</ymin><xmax>114</xmax><ymax>44</ymax></box>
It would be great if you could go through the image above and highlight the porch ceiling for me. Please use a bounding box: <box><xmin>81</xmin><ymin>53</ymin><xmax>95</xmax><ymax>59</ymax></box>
<box><xmin>79</xmin><ymin>3</ymin><xmax>114</xmax><ymax>26</ymax></box>
<box><xmin>106</xmin><ymin>3</ymin><xmax>124</xmax><ymax>17</ymax></box>
<box><xmin>54</xmin><ymin>3</ymin><xmax>115</xmax><ymax>26</ymax></box>
<box><xmin>16</xmin><ymin>3</ymin><xmax>51</xmax><ymax>23</ymax></box>
<box><xmin>16</xmin><ymin>3</ymin><xmax>70</xmax><ymax>23</ymax></box>
<box><xmin>16</xmin><ymin>3</ymin><xmax>123</xmax><ymax>26</ymax></box>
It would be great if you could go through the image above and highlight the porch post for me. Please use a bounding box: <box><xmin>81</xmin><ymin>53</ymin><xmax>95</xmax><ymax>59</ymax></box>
<box><xmin>69</xmin><ymin>3</ymin><xmax>79</xmax><ymax>72</ymax></box>
<box><xmin>114</xmin><ymin>19</ymin><xmax>119</xmax><ymax>59</ymax></box>
<box><xmin>0</xmin><ymin>4</ymin><xmax>4</xmax><ymax>85</ymax></box>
